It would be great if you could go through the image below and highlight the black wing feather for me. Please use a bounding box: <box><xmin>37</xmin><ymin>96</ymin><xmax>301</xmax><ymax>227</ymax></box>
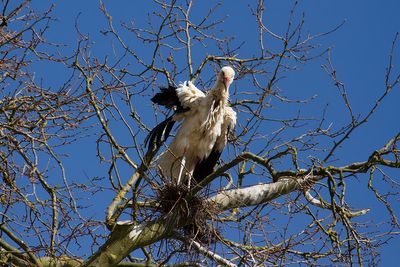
<box><xmin>151</xmin><ymin>85</ymin><xmax>179</xmax><ymax>109</ymax></box>
<box><xmin>145</xmin><ymin>84</ymin><xmax>190</xmax><ymax>153</ymax></box>
<box><xmin>193</xmin><ymin>145</ymin><xmax>222</xmax><ymax>183</ymax></box>
<box><xmin>151</xmin><ymin>84</ymin><xmax>188</xmax><ymax>112</ymax></box>
<box><xmin>144</xmin><ymin>116</ymin><xmax>175</xmax><ymax>152</ymax></box>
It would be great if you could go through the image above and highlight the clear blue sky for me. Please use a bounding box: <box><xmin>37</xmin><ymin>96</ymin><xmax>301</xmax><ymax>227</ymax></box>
<box><xmin>27</xmin><ymin>0</ymin><xmax>400</xmax><ymax>265</ymax></box>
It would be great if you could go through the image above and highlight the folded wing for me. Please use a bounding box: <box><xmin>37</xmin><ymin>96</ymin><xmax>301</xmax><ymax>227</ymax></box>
<box><xmin>192</xmin><ymin>106</ymin><xmax>237</xmax><ymax>183</ymax></box>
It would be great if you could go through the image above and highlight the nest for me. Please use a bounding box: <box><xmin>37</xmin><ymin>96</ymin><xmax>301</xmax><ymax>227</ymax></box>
<box><xmin>157</xmin><ymin>182</ymin><xmax>218</xmax><ymax>244</ymax></box>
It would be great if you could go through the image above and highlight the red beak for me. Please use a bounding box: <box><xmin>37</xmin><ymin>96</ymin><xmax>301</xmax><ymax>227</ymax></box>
<box><xmin>224</xmin><ymin>77</ymin><xmax>230</xmax><ymax>88</ymax></box>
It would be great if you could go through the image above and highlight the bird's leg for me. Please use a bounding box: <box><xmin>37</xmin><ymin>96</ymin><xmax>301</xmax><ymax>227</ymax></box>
<box><xmin>187</xmin><ymin>167</ymin><xmax>191</xmax><ymax>189</ymax></box>
<box><xmin>177</xmin><ymin>147</ymin><xmax>187</xmax><ymax>185</ymax></box>
<box><xmin>187</xmin><ymin>156</ymin><xmax>200</xmax><ymax>189</ymax></box>
<box><xmin>177</xmin><ymin>155</ymin><xmax>186</xmax><ymax>185</ymax></box>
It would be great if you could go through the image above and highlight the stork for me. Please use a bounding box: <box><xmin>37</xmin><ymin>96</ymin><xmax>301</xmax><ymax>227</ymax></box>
<box><xmin>145</xmin><ymin>66</ymin><xmax>236</xmax><ymax>187</ymax></box>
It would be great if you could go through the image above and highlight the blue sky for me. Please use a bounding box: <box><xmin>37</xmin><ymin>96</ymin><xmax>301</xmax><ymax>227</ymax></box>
<box><xmin>22</xmin><ymin>0</ymin><xmax>400</xmax><ymax>265</ymax></box>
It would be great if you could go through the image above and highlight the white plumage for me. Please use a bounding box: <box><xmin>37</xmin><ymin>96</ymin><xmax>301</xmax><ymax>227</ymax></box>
<box><xmin>146</xmin><ymin>66</ymin><xmax>236</xmax><ymax>186</ymax></box>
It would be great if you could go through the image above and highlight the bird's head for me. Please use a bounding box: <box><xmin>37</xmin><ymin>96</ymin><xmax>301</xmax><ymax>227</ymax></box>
<box><xmin>218</xmin><ymin>66</ymin><xmax>235</xmax><ymax>90</ymax></box>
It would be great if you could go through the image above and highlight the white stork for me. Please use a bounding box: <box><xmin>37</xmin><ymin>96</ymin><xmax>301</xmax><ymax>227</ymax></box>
<box><xmin>146</xmin><ymin>66</ymin><xmax>236</xmax><ymax>187</ymax></box>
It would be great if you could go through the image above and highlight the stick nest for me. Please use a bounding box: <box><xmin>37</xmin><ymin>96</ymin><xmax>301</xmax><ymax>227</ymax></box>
<box><xmin>157</xmin><ymin>182</ymin><xmax>219</xmax><ymax>244</ymax></box>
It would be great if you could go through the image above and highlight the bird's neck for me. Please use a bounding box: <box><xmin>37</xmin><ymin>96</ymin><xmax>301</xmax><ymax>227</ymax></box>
<box><xmin>209</xmin><ymin>80</ymin><xmax>229</xmax><ymax>104</ymax></box>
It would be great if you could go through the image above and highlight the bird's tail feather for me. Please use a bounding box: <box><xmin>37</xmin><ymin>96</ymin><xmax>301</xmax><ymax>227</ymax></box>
<box><xmin>145</xmin><ymin>116</ymin><xmax>175</xmax><ymax>153</ymax></box>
